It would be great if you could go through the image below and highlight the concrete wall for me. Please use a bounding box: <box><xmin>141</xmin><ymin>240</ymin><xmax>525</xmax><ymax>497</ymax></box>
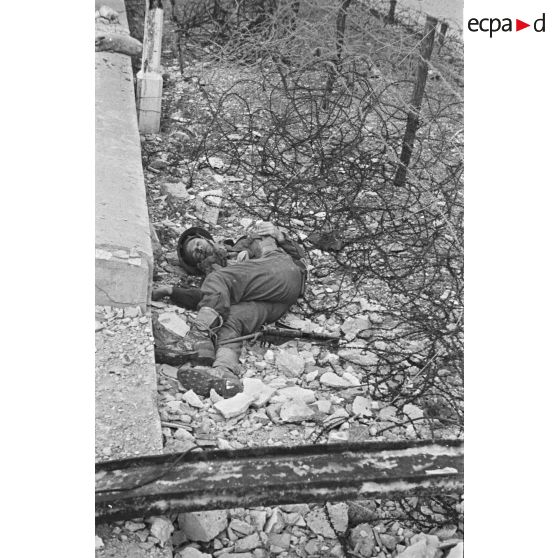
<box><xmin>95</xmin><ymin>0</ymin><xmax>153</xmax><ymax>310</ymax></box>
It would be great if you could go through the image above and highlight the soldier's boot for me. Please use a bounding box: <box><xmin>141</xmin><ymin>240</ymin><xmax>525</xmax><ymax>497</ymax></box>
<box><xmin>184</xmin><ymin>306</ymin><xmax>222</xmax><ymax>366</ymax></box>
<box><xmin>177</xmin><ymin>347</ymin><xmax>242</xmax><ymax>398</ymax></box>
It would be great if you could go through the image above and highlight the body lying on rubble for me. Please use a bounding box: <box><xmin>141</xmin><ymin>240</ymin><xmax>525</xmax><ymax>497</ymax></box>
<box><xmin>152</xmin><ymin>221</ymin><xmax>307</xmax><ymax>398</ymax></box>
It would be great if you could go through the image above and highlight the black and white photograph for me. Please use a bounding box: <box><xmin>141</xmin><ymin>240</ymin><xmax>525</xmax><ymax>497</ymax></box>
<box><xmin>5</xmin><ymin>0</ymin><xmax>558</xmax><ymax>556</ymax></box>
<box><xmin>94</xmin><ymin>1</ymin><xmax>464</xmax><ymax>556</ymax></box>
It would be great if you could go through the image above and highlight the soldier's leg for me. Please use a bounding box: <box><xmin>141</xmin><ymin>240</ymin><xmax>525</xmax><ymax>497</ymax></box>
<box><xmin>213</xmin><ymin>300</ymin><xmax>292</xmax><ymax>374</ymax></box>
<box><xmin>178</xmin><ymin>300</ymin><xmax>292</xmax><ymax>398</ymax></box>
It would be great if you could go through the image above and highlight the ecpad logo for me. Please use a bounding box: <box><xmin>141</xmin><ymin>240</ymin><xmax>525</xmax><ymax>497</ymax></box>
<box><xmin>468</xmin><ymin>13</ymin><xmax>546</xmax><ymax>38</ymax></box>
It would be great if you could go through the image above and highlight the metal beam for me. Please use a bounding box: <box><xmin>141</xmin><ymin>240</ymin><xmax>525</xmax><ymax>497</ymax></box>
<box><xmin>96</xmin><ymin>439</ymin><xmax>463</xmax><ymax>523</ymax></box>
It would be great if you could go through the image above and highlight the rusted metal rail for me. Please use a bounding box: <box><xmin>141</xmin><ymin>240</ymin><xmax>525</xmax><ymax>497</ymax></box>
<box><xmin>96</xmin><ymin>439</ymin><xmax>463</xmax><ymax>523</ymax></box>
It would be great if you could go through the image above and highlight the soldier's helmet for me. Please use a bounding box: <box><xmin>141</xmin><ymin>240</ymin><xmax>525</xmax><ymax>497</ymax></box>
<box><xmin>177</xmin><ymin>226</ymin><xmax>214</xmax><ymax>276</ymax></box>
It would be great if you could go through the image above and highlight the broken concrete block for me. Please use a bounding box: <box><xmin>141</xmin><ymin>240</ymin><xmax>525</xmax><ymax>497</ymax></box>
<box><xmin>159</xmin><ymin>364</ymin><xmax>179</xmax><ymax>379</ymax></box>
<box><xmin>398</xmin><ymin>538</ymin><xmax>439</xmax><ymax>558</ymax></box>
<box><xmin>341</xmin><ymin>316</ymin><xmax>370</xmax><ymax>341</ymax></box>
<box><xmin>352</xmin><ymin>396</ymin><xmax>374</xmax><ymax>417</ymax></box>
<box><xmin>242</xmin><ymin>378</ymin><xmax>276</xmax><ymax>408</ymax></box>
<box><xmin>349</xmin><ymin>523</ymin><xmax>375</xmax><ymax>557</ymax></box>
<box><xmin>338</xmin><ymin>349</ymin><xmax>378</xmax><ymax>367</ymax></box>
<box><xmin>249</xmin><ymin>510</ymin><xmax>267</xmax><ymax>531</ymax></box>
<box><xmin>446</xmin><ymin>542</ymin><xmax>464</xmax><ymax>558</ymax></box>
<box><xmin>319</xmin><ymin>371</ymin><xmax>352</xmax><ymax>388</ymax></box>
<box><xmin>403</xmin><ymin>403</ymin><xmax>424</xmax><ymax>420</ymax></box>
<box><xmin>311</xmin><ymin>400</ymin><xmax>332</xmax><ymax>414</ymax></box>
<box><xmin>342</xmin><ymin>371</ymin><xmax>360</xmax><ymax>386</ymax></box>
<box><xmin>280</xmin><ymin>400</ymin><xmax>315</xmax><ymax>423</ymax></box>
<box><xmin>148</xmin><ymin>516</ymin><xmax>174</xmax><ymax>544</ymax></box>
<box><xmin>274</xmin><ymin>386</ymin><xmax>316</xmax><ymax>404</ymax></box>
<box><xmin>177</xmin><ymin>510</ymin><xmax>228</xmax><ymax>542</ymax></box>
<box><xmin>264</xmin><ymin>508</ymin><xmax>285</xmax><ymax>533</ymax></box>
<box><xmin>177</xmin><ymin>547</ymin><xmax>212</xmax><ymax>558</ymax></box>
<box><xmin>229</xmin><ymin>519</ymin><xmax>255</xmax><ymax>536</ymax></box>
<box><xmin>234</xmin><ymin>532</ymin><xmax>262</xmax><ymax>552</ymax></box>
<box><xmin>183</xmin><ymin>389</ymin><xmax>204</xmax><ymax>408</ymax></box>
<box><xmin>161</xmin><ymin>181</ymin><xmax>191</xmax><ymax>201</ymax></box>
<box><xmin>158</xmin><ymin>312</ymin><xmax>190</xmax><ymax>338</ymax></box>
<box><xmin>268</xmin><ymin>533</ymin><xmax>291</xmax><ymax>550</ymax></box>
<box><xmin>276</xmin><ymin>351</ymin><xmax>305</xmax><ymax>378</ymax></box>
<box><xmin>214</xmin><ymin>393</ymin><xmax>254</xmax><ymax>419</ymax></box>
<box><xmin>326</xmin><ymin>503</ymin><xmax>349</xmax><ymax>534</ymax></box>
<box><xmin>328</xmin><ymin>430</ymin><xmax>349</xmax><ymax>442</ymax></box>
<box><xmin>306</xmin><ymin>508</ymin><xmax>336</xmax><ymax>538</ymax></box>
<box><xmin>195</xmin><ymin>189</ymin><xmax>223</xmax><ymax>225</ymax></box>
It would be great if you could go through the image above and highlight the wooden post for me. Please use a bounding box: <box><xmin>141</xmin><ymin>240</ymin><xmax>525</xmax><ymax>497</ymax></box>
<box><xmin>393</xmin><ymin>15</ymin><xmax>437</xmax><ymax>188</ymax></box>
<box><xmin>438</xmin><ymin>21</ymin><xmax>449</xmax><ymax>52</ymax></box>
<box><xmin>387</xmin><ymin>0</ymin><xmax>397</xmax><ymax>24</ymax></box>
<box><xmin>137</xmin><ymin>0</ymin><xmax>164</xmax><ymax>133</ymax></box>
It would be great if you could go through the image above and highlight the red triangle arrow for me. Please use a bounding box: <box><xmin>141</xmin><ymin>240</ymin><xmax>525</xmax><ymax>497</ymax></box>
<box><xmin>516</xmin><ymin>19</ymin><xmax>530</xmax><ymax>31</ymax></box>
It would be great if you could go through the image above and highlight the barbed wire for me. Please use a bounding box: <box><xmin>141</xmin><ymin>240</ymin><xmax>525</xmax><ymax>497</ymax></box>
<box><xmin>156</xmin><ymin>0</ymin><xmax>463</xmax><ymax>433</ymax></box>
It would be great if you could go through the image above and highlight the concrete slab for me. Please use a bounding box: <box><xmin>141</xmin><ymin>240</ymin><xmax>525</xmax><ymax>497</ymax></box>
<box><xmin>96</xmin><ymin>0</ymin><xmax>152</xmax><ymax>310</ymax></box>
<box><xmin>95</xmin><ymin>4</ymin><xmax>170</xmax><ymax>555</ymax></box>
<box><xmin>95</xmin><ymin>306</ymin><xmax>171</xmax><ymax>557</ymax></box>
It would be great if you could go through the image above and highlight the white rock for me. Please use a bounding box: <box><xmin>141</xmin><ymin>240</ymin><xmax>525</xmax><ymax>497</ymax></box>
<box><xmin>214</xmin><ymin>393</ymin><xmax>254</xmax><ymax>419</ymax></box>
<box><xmin>325</xmin><ymin>408</ymin><xmax>350</xmax><ymax>426</ymax></box>
<box><xmin>159</xmin><ymin>364</ymin><xmax>178</xmax><ymax>379</ymax></box>
<box><xmin>175</xmin><ymin>429</ymin><xmax>195</xmax><ymax>441</ymax></box>
<box><xmin>124</xmin><ymin>520</ymin><xmax>145</xmax><ymax>531</ymax></box>
<box><xmin>328</xmin><ymin>430</ymin><xmax>349</xmax><ymax>442</ymax></box>
<box><xmin>95</xmin><ymin>321</ymin><xmax>104</xmax><ymax>332</ymax></box>
<box><xmin>274</xmin><ymin>386</ymin><xmax>316</xmax><ymax>404</ymax></box>
<box><xmin>234</xmin><ymin>532</ymin><xmax>262</xmax><ymax>552</ymax></box>
<box><xmin>177</xmin><ymin>510</ymin><xmax>228</xmax><ymax>542</ymax></box>
<box><xmin>337</xmin><ymin>349</ymin><xmax>378</xmax><ymax>367</ymax></box>
<box><xmin>230</xmin><ymin>519</ymin><xmax>254</xmax><ymax>535</ymax></box>
<box><xmin>403</xmin><ymin>403</ymin><xmax>424</xmax><ymax>420</ymax></box>
<box><xmin>94</xmin><ymin>535</ymin><xmax>104</xmax><ymax>549</ymax></box>
<box><xmin>240</xmin><ymin>218</ymin><xmax>253</xmax><ymax>228</ymax></box>
<box><xmin>311</xmin><ymin>400</ymin><xmax>332</xmax><ymax>414</ymax></box>
<box><xmin>195</xmin><ymin>189</ymin><xmax>223</xmax><ymax>225</ymax></box>
<box><xmin>446</xmin><ymin>542</ymin><xmax>464</xmax><ymax>558</ymax></box>
<box><xmin>183</xmin><ymin>389</ymin><xmax>204</xmax><ymax>408</ymax></box>
<box><xmin>340</xmin><ymin>316</ymin><xmax>370</xmax><ymax>341</ymax></box>
<box><xmin>319</xmin><ymin>371</ymin><xmax>352</xmax><ymax>388</ymax></box>
<box><xmin>178</xmin><ymin>547</ymin><xmax>212</xmax><ymax>558</ymax></box>
<box><xmin>167</xmin><ymin>400</ymin><xmax>185</xmax><ymax>413</ymax></box>
<box><xmin>249</xmin><ymin>510</ymin><xmax>267</xmax><ymax>531</ymax></box>
<box><xmin>208</xmin><ymin>156</ymin><xmax>224</xmax><ymax>169</ymax></box>
<box><xmin>209</xmin><ymin>389</ymin><xmax>223</xmax><ymax>403</ymax></box>
<box><xmin>306</xmin><ymin>509</ymin><xmax>336</xmax><ymax>538</ymax></box>
<box><xmin>342</xmin><ymin>372</ymin><xmax>360</xmax><ymax>386</ymax></box>
<box><xmin>264</xmin><ymin>508</ymin><xmax>285</xmax><ymax>533</ymax></box>
<box><xmin>158</xmin><ymin>312</ymin><xmax>190</xmax><ymax>338</ymax></box>
<box><xmin>299</xmin><ymin>350</ymin><xmax>316</xmax><ymax>364</ymax></box>
<box><xmin>161</xmin><ymin>182</ymin><xmax>190</xmax><ymax>201</ymax></box>
<box><xmin>378</xmin><ymin>405</ymin><xmax>397</xmax><ymax>420</ymax></box>
<box><xmin>217</xmin><ymin>438</ymin><xmax>234</xmax><ymax>450</ymax></box>
<box><xmin>326</xmin><ymin>503</ymin><xmax>349</xmax><ymax>534</ymax></box>
<box><xmin>149</xmin><ymin>516</ymin><xmax>174</xmax><ymax>544</ymax></box>
<box><xmin>305</xmin><ymin>370</ymin><xmax>319</xmax><ymax>382</ymax></box>
<box><xmin>242</xmin><ymin>378</ymin><xmax>276</xmax><ymax>408</ymax></box>
<box><xmin>264</xmin><ymin>350</ymin><xmax>275</xmax><ymax>363</ymax></box>
<box><xmin>398</xmin><ymin>538</ymin><xmax>439</xmax><ymax>558</ymax></box>
<box><xmin>280</xmin><ymin>400</ymin><xmax>315</xmax><ymax>423</ymax></box>
<box><xmin>352</xmin><ymin>396</ymin><xmax>373</xmax><ymax>417</ymax></box>
<box><xmin>276</xmin><ymin>351</ymin><xmax>306</xmax><ymax>377</ymax></box>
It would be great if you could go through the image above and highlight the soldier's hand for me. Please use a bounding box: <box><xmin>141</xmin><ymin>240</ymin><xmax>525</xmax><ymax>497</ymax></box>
<box><xmin>254</xmin><ymin>221</ymin><xmax>285</xmax><ymax>242</ymax></box>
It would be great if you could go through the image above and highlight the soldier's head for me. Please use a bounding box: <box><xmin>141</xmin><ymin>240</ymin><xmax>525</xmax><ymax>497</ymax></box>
<box><xmin>177</xmin><ymin>226</ymin><xmax>215</xmax><ymax>274</ymax></box>
<box><xmin>184</xmin><ymin>236</ymin><xmax>214</xmax><ymax>266</ymax></box>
